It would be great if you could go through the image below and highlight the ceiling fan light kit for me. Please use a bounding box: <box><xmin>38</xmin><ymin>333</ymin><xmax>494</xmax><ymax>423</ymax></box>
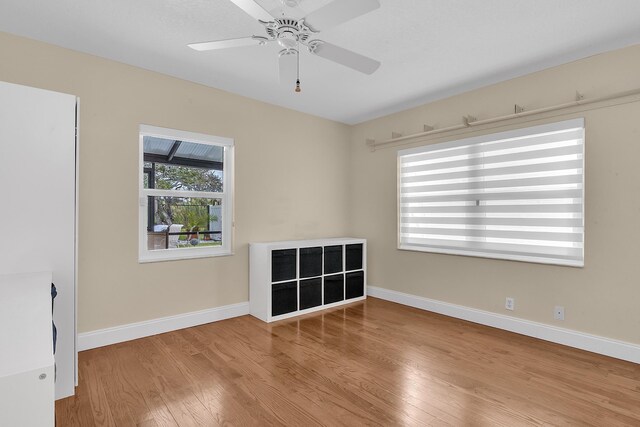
<box><xmin>189</xmin><ymin>0</ymin><xmax>381</xmax><ymax>92</ymax></box>
<box><xmin>282</xmin><ymin>0</ymin><xmax>301</xmax><ymax>9</ymax></box>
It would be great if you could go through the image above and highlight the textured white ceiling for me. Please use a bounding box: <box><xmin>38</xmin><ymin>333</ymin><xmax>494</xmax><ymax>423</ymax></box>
<box><xmin>1</xmin><ymin>0</ymin><xmax>640</xmax><ymax>124</ymax></box>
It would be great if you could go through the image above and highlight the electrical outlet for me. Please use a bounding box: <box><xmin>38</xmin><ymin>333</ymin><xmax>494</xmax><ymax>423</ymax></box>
<box><xmin>505</xmin><ymin>297</ymin><xmax>515</xmax><ymax>311</ymax></box>
<box><xmin>554</xmin><ymin>306</ymin><xmax>565</xmax><ymax>321</ymax></box>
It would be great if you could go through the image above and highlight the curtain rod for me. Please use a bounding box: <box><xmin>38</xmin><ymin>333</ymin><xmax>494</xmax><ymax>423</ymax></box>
<box><xmin>365</xmin><ymin>87</ymin><xmax>640</xmax><ymax>151</ymax></box>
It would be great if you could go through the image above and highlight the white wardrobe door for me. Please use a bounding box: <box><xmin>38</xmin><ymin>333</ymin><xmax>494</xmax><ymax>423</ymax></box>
<box><xmin>0</xmin><ymin>81</ymin><xmax>77</xmax><ymax>399</ymax></box>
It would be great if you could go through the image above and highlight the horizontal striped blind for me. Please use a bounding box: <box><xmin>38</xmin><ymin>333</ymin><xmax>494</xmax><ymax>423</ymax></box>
<box><xmin>398</xmin><ymin>118</ymin><xmax>584</xmax><ymax>267</ymax></box>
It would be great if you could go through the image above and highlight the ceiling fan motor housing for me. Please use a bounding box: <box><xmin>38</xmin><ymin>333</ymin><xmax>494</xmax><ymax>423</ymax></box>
<box><xmin>264</xmin><ymin>18</ymin><xmax>312</xmax><ymax>49</ymax></box>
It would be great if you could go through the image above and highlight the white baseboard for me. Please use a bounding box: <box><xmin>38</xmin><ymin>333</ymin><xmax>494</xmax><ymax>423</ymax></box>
<box><xmin>368</xmin><ymin>286</ymin><xmax>640</xmax><ymax>364</ymax></box>
<box><xmin>78</xmin><ymin>302</ymin><xmax>250</xmax><ymax>351</ymax></box>
<box><xmin>78</xmin><ymin>290</ymin><xmax>640</xmax><ymax>364</ymax></box>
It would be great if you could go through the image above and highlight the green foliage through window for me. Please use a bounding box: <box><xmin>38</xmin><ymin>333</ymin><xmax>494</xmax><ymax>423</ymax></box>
<box><xmin>154</xmin><ymin>196</ymin><xmax>220</xmax><ymax>232</ymax></box>
<box><xmin>153</xmin><ymin>164</ymin><xmax>223</xmax><ymax>192</ymax></box>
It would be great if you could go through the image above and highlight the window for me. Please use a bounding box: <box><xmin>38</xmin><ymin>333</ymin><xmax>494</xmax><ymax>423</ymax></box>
<box><xmin>398</xmin><ymin>118</ymin><xmax>584</xmax><ymax>267</ymax></box>
<box><xmin>139</xmin><ymin>125</ymin><xmax>234</xmax><ymax>262</ymax></box>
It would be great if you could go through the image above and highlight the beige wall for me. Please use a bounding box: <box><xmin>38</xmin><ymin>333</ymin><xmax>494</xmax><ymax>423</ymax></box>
<box><xmin>2</xmin><ymin>30</ymin><xmax>640</xmax><ymax>345</ymax></box>
<box><xmin>349</xmin><ymin>45</ymin><xmax>640</xmax><ymax>344</ymax></box>
<box><xmin>0</xmin><ymin>32</ymin><xmax>351</xmax><ymax>333</ymax></box>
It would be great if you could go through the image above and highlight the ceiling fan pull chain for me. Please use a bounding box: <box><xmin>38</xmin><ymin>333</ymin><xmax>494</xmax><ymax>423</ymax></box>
<box><xmin>295</xmin><ymin>43</ymin><xmax>301</xmax><ymax>93</ymax></box>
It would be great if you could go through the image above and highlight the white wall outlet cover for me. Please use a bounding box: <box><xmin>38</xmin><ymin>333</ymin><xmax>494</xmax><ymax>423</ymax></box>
<box><xmin>554</xmin><ymin>306</ymin><xmax>565</xmax><ymax>321</ymax></box>
<box><xmin>505</xmin><ymin>297</ymin><xmax>515</xmax><ymax>311</ymax></box>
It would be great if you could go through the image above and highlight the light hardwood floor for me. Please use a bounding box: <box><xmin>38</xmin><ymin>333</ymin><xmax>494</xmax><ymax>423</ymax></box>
<box><xmin>57</xmin><ymin>297</ymin><xmax>640</xmax><ymax>426</ymax></box>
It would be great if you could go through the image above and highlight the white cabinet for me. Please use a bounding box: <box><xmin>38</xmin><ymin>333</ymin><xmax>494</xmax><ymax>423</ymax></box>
<box><xmin>250</xmin><ymin>238</ymin><xmax>366</xmax><ymax>322</ymax></box>
<box><xmin>0</xmin><ymin>272</ymin><xmax>55</xmax><ymax>427</ymax></box>
<box><xmin>0</xmin><ymin>81</ymin><xmax>77</xmax><ymax>399</ymax></box>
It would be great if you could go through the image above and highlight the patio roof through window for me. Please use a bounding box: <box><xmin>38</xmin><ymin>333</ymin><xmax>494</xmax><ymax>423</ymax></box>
<box><xmin>143</xmin><ymin>136</ymin><xmax>223</xmax><ymax>170</ymax></box>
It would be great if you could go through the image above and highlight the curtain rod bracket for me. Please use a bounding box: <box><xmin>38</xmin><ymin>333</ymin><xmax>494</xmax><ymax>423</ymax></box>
<box><xmin>423</xmin><ymin>124</ymin><xmax>434</xmax><ymax>132</ymax></box>
<box><xmin>514</xmin><ymin>104</ymin><xmax>525</xmax><ymax>114</ymax></box>
<box><xmin>575</xmin><ymin>91</ymin><xmax>584</xmax><ymax>102</ymax></box>
<box><xmin>462</xmin><ymin>115</ymin><xmax>477</xmax><ymax>127</ymax></box>
<box><xmin>366</xmin><ymin>138</ymin><xmax>376</xmax><ymax>152</ymax></box>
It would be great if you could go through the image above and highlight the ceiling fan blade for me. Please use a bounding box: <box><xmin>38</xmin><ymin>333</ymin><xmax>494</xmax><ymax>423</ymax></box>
<box><xmin>228</xmin><ymin>0</ymin><xmax>274</xmax><ymax>22</ymax></box>
<box><xmin>310</xmin><ymin>41</ymin><xmax>380</xmax><ymax>74</ymax></box>
<box><xmin>304</xmin><ymin>0</ymin><xmax>380</xmax><ymax>32</ymax></box>
<box><xmin>279</xmin><ymin>50</ymin><xmax>298</xmax><ymax>85</ymax></box>
<box><xmin>188</xmin><ymin>37</ymin><xmax>264</xmax><ymax>51</ymax></box>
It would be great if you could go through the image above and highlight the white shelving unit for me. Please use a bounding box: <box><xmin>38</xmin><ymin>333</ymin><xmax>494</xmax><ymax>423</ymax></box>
<box><xmin>0</xmin><ymin>81</ymin><xmax>77</xmax><ymax>400</ymax></box>
<box><xmin>0</xmin><ymin>272</ymin><xmax>55</xmax><ymax>427</ymax></box>
<box><xmin>250</xmin><ymin>237</ymin><xmax>366</xmax><ymax>322</ymax></box>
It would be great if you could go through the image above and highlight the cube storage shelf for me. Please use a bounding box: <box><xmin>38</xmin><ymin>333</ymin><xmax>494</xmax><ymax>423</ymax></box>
<box><xmin>250</xmin><ymin>238</ymin><xmax>366</xmax><ymax>322</ymax></box>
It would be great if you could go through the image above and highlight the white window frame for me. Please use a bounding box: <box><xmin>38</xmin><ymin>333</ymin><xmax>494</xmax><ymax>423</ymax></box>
<box><xmin>138</xmin><ymin>124</ymin><xmax>234</xmax><ymax>263</ymax></box>
<box><xmin>397</xmin><ymin>118</ymin><xmax>585</xmax><ymax>267</ymax></box>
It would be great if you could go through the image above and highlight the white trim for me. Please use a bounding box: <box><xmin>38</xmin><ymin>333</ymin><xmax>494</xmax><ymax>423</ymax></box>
<box><xmin>143</xmin><ymin>188</ymin><xmax>224</xmax><ymax>198</ymax></box>
<box><xmin>138</xmin><ymin>248</ymin><xmax>234</xmax><ymax>263</ymax></box>
<box><xmin>139</xmin><ymin>124</ymin><xmax>233</xmax><ymax>147</ymax></box>
<box><xmin>77</xmin><ymin>302</ymin><xmax>249</xmax><ymax>351</ymax></box>
<box><xmin>368</xmin><ymin>286</ymin><xmax>640</xmax><ymax>364</ymax></box>
<box><xmin>138</xmin><ymin>125</ymin><xmax>235</xmax><ymax>263</ymax></box>
<box><xmin>74</xmin><ymin>98</ymin><xmax>80</xmax><ymax>388</ymax></box>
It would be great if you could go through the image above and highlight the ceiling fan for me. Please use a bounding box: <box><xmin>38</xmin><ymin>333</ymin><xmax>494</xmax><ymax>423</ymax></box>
<box><xmin>188</xmin><ymin>0</ymin><xmax>381</xmax><ymax>91</ymax></box>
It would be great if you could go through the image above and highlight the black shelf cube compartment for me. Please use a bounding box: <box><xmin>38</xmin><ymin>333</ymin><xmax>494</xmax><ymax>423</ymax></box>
<box><xmin>272</xmin><ymin>281</ymin><xmax>297</xmax><ymax>316</ymax></box>
<box><xmin>250</xmin><ymin>238</ymin><xmax>366</xmax><ymax>322</ymax></box>
<box><xmin>324</xmin><ymin>274</ymin><xmax>344</xmax><ymax>304</ymax></box>
<box><xmin>272</xmin><ymin>249</ymin><xmax>296</xmax><ymax>282</ymax></box>
<box><xmin>300</xmin><ymin>246</ymin><xmax>322</xmax><ymax>278</ymax></box>
<box><xmin>299</xmin><ymin>278</ymin><xmax>322</xmax><ymax>310</ymax></box>
<box><xmin>324</xmin><ymin>245</ymin><xmax>343</xmax><ymax>274</ymax></box>
<box><xmin>346</xmin><ymin>271</ymin><xmax>365</xmax><ymax>299</ymax></box>
<box><xmin>346</xmin><ymin>244</ymin><xmax>363</xmax><ymax>271</ymax></box>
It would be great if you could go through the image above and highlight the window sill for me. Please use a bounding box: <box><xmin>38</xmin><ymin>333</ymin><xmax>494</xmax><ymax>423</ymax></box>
<box><xmin>139</xmin><ymin>247</ymin><xmax>233</xmax><ymax>263</ymax></box>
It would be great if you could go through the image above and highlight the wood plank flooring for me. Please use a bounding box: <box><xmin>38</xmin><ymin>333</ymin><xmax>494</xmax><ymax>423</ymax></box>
<box><xmin>56</xmin><ymin>297</ymin><xmax>640</xmax><ymax>426</ymax></box>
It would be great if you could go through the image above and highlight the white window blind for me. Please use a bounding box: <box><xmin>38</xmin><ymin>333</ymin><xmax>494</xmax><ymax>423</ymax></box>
<box><xmin>398</xmin><ymin>118</ymin><xmax>584</xmax><ymax>267</ymax></box>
